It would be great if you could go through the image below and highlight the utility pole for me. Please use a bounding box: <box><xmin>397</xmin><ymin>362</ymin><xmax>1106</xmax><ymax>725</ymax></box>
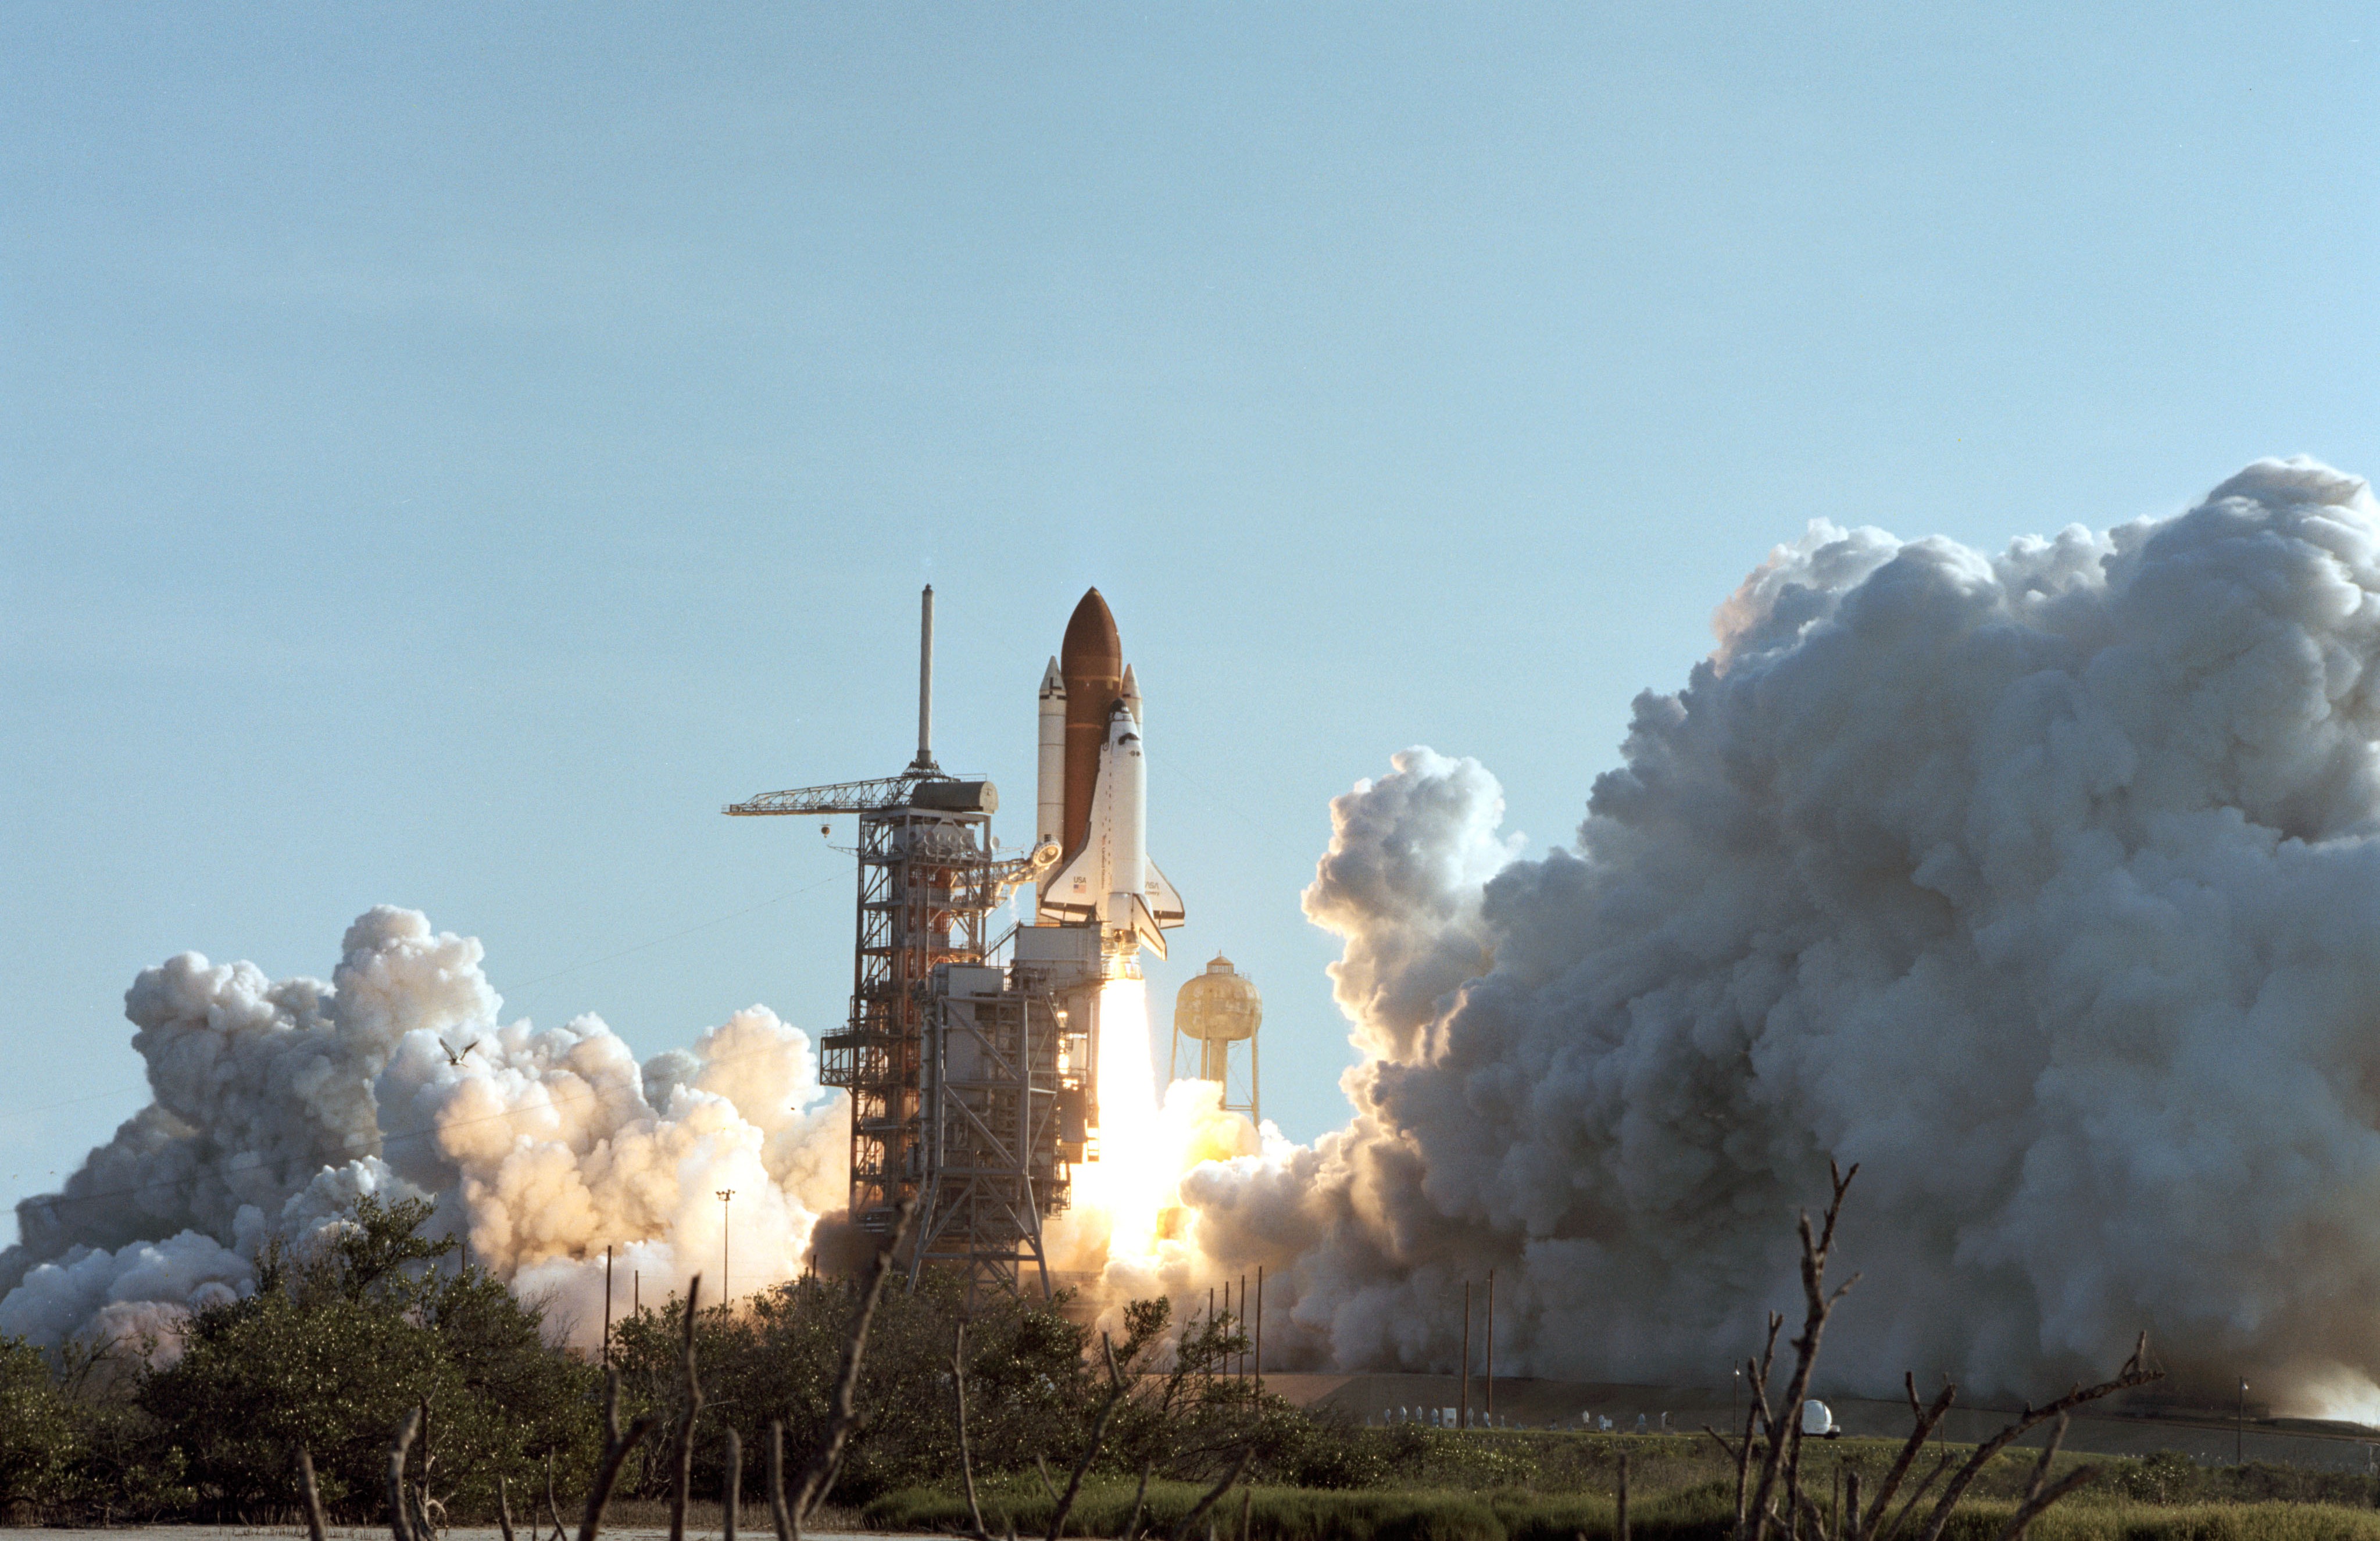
<box><xmin>1485</xmin><ymin>1268</ymin><xmax>1495</xmax><ymax>1425</ymax></box>
<box><xmin>717</xmin><ymin>1190</ymin><xmax>735</xmax><ymax>1302</ymax></box>
<box><xmin>1460</xmin><ymin>1280</ymin><xmax>1472</xmax><ymax>1431</ymax></box>
<box><xmin>602</xmin><ymin>1245</ymin><xmax>614</xmax><ymax>1367</ymax></box>
<box><xmin>1238</xmin><ymin>1274</ymin><xmax>1248</xmax><ymax>1381</ymax></box>
<box><xmin>1255</xmin><ymin>1265</ymin><xmax>1264</xmax><ymax>1397</ymax></box>
<box><xmin>2238</xmin><ymin>1376</ymin><xmax>2249</xmax><ymax>1465</ymax></box>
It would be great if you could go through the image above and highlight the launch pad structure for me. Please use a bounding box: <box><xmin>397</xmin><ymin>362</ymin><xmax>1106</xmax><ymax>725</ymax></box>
<box><xmin>727</xmin><ymin>589</ymin><xmax>1097</xmax><ymax>1297</ymax></box>
<box><xmin>728</xmin><ymin>584</ymin><xmax>1188</xmax><ymax>1299</ymax></box>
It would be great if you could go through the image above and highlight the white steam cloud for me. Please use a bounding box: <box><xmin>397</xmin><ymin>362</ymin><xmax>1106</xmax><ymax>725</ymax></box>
<box><xmin>24</xmin><ymin>456</ymin><xmax>2380</xmax><ymax>1414</ymax></box>
<box><xmin>1177</xmin><ymin>457</ymin><xmax>2380</xmax><ymax>1413</ymax></box>
<box><xmin>1</xmin><ymin>907</ymin><xmax>846</xmax><ymax>1355</ymax></box>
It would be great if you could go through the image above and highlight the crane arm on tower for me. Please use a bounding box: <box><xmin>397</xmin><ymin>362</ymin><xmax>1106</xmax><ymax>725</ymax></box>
<box><xmin>724</xmin><ymin>771</ymin><xmax>933</xmax><ymax>816</ymax></box>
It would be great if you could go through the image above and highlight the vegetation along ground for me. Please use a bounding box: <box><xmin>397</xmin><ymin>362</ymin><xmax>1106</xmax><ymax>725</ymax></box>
<box><xmin>1</xmin><ymin>1188</ymin><xmax>2376</xmax><ymax>1541</ymax></box>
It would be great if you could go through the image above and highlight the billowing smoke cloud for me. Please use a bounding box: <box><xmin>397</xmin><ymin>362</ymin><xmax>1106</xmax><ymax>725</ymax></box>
<box><xmin>26</xmin><ymin>456</ymin><xmax>2380</xmax><ymax>1411</ymax></box>
<box><xmin>1</xmin><ymin>907</ymin><xmax>846</xmax><ymax>1354</ymax></box>
<box><xmin>1177</xmin><ymin>457</ymin><xmax>2380</xmax><ymax>1413</ymax></box>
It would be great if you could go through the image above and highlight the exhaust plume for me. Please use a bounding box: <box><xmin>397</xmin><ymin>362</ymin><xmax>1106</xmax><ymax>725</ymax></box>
<box><xmin>1</xmin><ymin>906</ymin><xmax>847</xmax><ymax>1355</ymax></box>
<box><xmin>1177</xmin><ymin>457</ymin><xmax>2380</xmax><ymax>1414</ymax></box>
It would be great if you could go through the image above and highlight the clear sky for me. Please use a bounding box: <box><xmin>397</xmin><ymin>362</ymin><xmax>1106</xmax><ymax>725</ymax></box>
<box><xmin>4</xmin><ymin>4</ymin><xmax>2375</xmax><ymax>1243</ymax></box>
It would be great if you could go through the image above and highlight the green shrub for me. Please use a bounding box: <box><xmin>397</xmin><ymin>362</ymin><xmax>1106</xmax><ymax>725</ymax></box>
<box><xmin>135</xmin><ymin>1195</ymin><xmax>599</xmax><ymax>1522</ymax></box>
<box><xmin>0</xmin><ymin>1335</ymin><xmax>74</xmax><ymax>1510</ymax></box>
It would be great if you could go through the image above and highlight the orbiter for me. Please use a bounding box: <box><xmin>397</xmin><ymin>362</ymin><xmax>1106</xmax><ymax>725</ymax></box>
<box><xmin>1035</xmin><ymin>589</ymin><xmax>1186</xmax><ymax>957</ymax></box>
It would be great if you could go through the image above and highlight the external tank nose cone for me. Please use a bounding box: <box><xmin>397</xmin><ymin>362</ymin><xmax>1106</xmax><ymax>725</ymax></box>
<box><xmin>1060</xmin><ymin>588</ymin><xmax>1122</xmax><ymax>678</ymax></box>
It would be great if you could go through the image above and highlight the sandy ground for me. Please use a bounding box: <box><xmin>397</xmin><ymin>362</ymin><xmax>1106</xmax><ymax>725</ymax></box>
<box><xmin>10</xmin><ymin>1532</ymin><xmax>904</xmax><ymax>1540</ymax></box>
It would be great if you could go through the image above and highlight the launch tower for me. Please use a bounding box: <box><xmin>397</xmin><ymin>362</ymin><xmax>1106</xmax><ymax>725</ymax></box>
<box><xmin>726</xmin><ymin>588</ymin><xmax>1074</xmax><ymax>1296</ymax></box>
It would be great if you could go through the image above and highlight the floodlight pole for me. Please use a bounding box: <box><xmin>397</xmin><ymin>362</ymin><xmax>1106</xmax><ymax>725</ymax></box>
<box><xmin>1460</xmin><ymin>1279</ymin><xmax>1472</xmax><ymax>1431</ymax></box>
<box><xmin>1485</xmin><ymin>1268</ymin><xmax>1496</xmax><ymax>1424</ymax></box>
<box><xmin>717</xmin><ymin>1189</ymin><xmax>735</xmax><ymax>1302</ymax></box>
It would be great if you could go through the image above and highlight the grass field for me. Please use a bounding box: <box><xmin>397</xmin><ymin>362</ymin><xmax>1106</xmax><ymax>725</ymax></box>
<box><xmin>869</xmin><ymin>1481</ymin><xmax>2380</xmax><ymax>1541</ymax></box>
<box><xmin>863</xmin><ymin>1432</ymin><xmax>2380</xmax><ymax>1541</ymax></box>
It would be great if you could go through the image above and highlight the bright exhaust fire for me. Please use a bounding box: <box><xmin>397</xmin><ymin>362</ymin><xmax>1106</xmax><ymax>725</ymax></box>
<box><xmin>1087</xmin><ymin>977</ymin><xmax>1167</xmax><ymax>1261</ymax></box>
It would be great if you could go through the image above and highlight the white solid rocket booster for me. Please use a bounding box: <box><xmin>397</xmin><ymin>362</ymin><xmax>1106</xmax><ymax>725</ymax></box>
<box><xmin>1037</xmin><ymin>657</ymin><xmax>1067</xmax><ymax>850</ymax></box>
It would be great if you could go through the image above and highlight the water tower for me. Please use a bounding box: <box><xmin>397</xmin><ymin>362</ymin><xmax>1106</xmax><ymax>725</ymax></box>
<box><xmin>1170</xmin><ymin>955</ymin><xmax>1262</xmax><ymax>1124</ymax></box>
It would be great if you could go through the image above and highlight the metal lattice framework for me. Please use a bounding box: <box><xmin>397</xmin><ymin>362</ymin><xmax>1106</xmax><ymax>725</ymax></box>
<box><xmin>796</xmin><ymin>798</ymin><xmax>1073</xmax><ymax>1298</ymax></box>
<box><xmin>913</xmin><ymin>976</ymin><xmax>1071</xmax><ymax>1295</ymax></box>
<box><xmin>823</xmin><ymin>807</ymin><xmax>991</xmax><ymax>1237</ymax></box>
<box><xmin>728</xmin><ymin>587</ymin><xmax>1078</xmax><ymax>1297</ymax></box>
<box><xmin>722</xmin><ymin>770</ymin><xmax>941</xmax><ymax>818</ymax></box>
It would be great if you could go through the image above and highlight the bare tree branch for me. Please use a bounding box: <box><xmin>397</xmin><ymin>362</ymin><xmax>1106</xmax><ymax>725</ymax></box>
<box><xmin>1992</xmin><ymin>1468</ymin><xmax>2098</xmax><ymax>1541</ymax></box>
<box><xmin>786</xmin><ymin>1198</ymin><xmax>920</xmax><ymax>1538</ymax></box>
<box><xmin>1871</xmin><ymin>1453</ymin><xmax>1955</xmax><ymax>1541</ymax></box>
<box><xmin>1714</xmin><ymin>1170</ymin><xmax>2152</xmax><ymax>1541</ymax></box>
<box><xmin>769</xmin><ymin>1422</ymin><xmax>791</xmax><ymax>1541</ymax></box>
<box><xmin>723</xmin><ymin>1428</ymin><xmax>742</xmax><ymax>1541</ymax></box>
<box><xmin>1738</xmin><ymin>1317</ymin><xmax>1784</xmax><ymax>1538</ymax></box>
<box><xmin>1045</xmin><ymin>1336</ymin><xmax>1128</xmax><ymax>1541</ymax></box>
<box><xmin>953</xmin><ymin>1321</ymin><xmax>988</xmax><ymax>1541</ymax></box>
<box><xmin>1745</xmin><ymin>1161</ymin><xmax>1859</xmax><ymax>1541</ymax></box>
<box><xmin>388</xmin><ymin>1404</ymin><xmax>423</xmax><ymax>1541</ymax></box>
<box><xmin>545</xmin><ymin>1451</ymin><xmax>569</xmax><ymax>1541</ymax></box>
<box><xmin>298</xmin><ymin>1446</ymin><xmax>329</xmax><ymax>1541</ymax></box>
<box><xmin>1122</xmin><ymin>1460</ymin><xmax>1153</xmax><ymax>1541</ymax></box>
<box><xmin>1860</xmin><ymin>1375</ymin><xmax>1956</xmax><ymax>1539</ymax></box>
<box><xmin>1169</xmin><ymin>1448</ymin><xmax>1254</xmax><ymax>1541</ymax></box>
<box><xmin>1909</xmin><ymin>1336</ymin><xmax>2159</xmax><ymax>1541</ymax></box>
<box><xmin>578</xmin><ymin>1366</ymin><xmax>658</xmax><ymax>1541</ymax></box>
<box><xmin>669</xmin><ymin>1275</ymin><xmax>707</xmax><ymax>1541</ymax></box>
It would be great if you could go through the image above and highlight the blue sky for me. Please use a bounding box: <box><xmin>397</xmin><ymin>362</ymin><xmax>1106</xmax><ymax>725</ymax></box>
<box><xmin>3</xmin><ymin>4</ymin><xmax>2375</xmax><ymax>1241</ymax></box>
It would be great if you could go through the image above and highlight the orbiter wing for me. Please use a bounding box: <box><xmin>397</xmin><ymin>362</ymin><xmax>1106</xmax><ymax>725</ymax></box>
<box><xmin>1035</xmin><ymin>771</ymin><xmax>1188</xmax><ymax>949</ymax></box>
<box><xmin>1143</xmin><ymin>859</ymin><xmax>1184</xmax><ymax>928</ymax></box>
<box><xmin>1039</xmin><ymin>841</ymin><xmax>1106</xmax><ymax>926</ymax></box>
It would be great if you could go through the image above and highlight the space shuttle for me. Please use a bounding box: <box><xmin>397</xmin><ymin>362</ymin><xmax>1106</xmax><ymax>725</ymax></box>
<box><xmin>1034</xmin><ymin>589</ymin><xmax>1187</xmax><ymax>957</ymax></box>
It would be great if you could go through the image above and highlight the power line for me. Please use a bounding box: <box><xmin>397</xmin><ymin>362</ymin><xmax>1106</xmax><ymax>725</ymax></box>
<box><xmin>501</xmin><ymin>871</ymin><xmax>848</xmax><ymax>995</ymax></box>
<box><xmin>0</xmin><ymin>1085</ymin><xmax>151</xmax><ymax>1122</ymax></box>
